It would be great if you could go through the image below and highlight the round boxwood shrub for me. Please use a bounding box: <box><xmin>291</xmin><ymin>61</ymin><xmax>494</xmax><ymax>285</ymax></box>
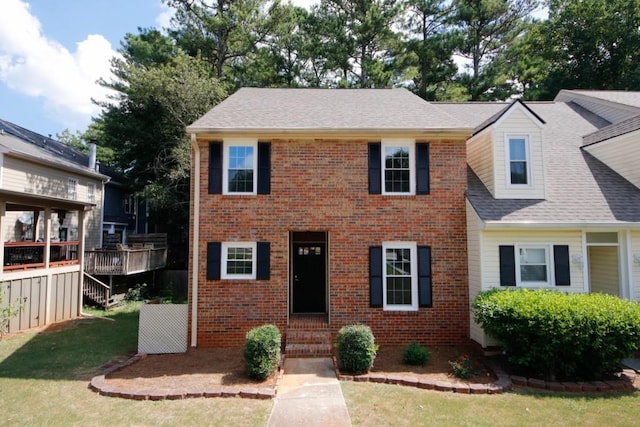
<box><xmin>402</xmin><ymin>341</ymin><xmax>430</xmax><ymax>366</ymax></box>
<box><xmin>335</xmin><ymin>324</ymin><xmax>378</xmax><ymax>374</ymax></box>
<box><xmin>473</xmin><ymin>289</ymin><xmax>640</xmax><ymax>381</ymax></box>
<box><xmin>243</xmin><ymin>324</ymin><xmax>281</xmax><ymax>380</ymax></box>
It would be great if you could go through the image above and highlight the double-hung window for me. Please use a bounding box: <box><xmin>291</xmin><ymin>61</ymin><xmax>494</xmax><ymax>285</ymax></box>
<box><xmin>223</xmin><ymin>139</ymin><xmax>257</xmax><ymax>195</ymax></box>
<box><xmin>507</xmin><ymin>136</ymin><xmax>530</xmax><ymax>186</ymax></box>
<box><xmin>67</xmin><ymin>178</ymin><xmax>78</xmax><ymax>200</ymax></box>
<box><xmin>383</xmin><ymin>242</ymin><xmax>418</xmax><ymax>310</ymax></box>
<box><xmin>369</xmin><ymin>139</ymin><xmax>427</xmax><ymax>195</ymax></box>
<box><xmin>516</xmin><ymin>245</ymin><xmax>550</xmax><ymax>285</ymax></box>
<box><xmin>87</xmin><ymin>182</ymin><xmax>96</xmax><ymax>203</ymax></box>
<box><xmin>221</xmin><ymin>242</ymin><xmax>257</xmax><ymax>279</ymax></box>
<box><xmin>382</xmin><ymin>140</ymin><xmax>415</xmax><ymax>195</ymax></box>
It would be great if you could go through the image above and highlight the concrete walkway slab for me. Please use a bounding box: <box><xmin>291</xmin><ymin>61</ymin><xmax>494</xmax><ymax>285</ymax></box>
<box><xmin>267</xmin><ymin>358</ymin><xmax>352</xmax><ymax>427</ymax></box>
<box><xmin>622</xmin><ymin>358</ymin><xmax>640</xmax><ymax>372</ymax></box>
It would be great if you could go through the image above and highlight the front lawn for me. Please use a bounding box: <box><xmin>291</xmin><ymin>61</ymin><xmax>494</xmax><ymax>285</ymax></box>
<box><xmin>0</xmin><ymin>303</ymin><xmax>271</xmax><ymax>427</ymax></box>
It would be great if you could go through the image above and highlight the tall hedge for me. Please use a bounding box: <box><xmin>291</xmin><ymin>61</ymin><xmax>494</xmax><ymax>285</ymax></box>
<box><xmin>473</xmin><ymin>289</ymin><xmax>640</xmax><ymax>381</ymax></box>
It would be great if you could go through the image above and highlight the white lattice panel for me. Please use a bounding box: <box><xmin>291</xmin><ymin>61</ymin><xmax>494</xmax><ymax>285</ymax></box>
<box><xmin>138</xmin><ymin>304</ymin><xmax>188</xmax><ymax>354</ymax></box>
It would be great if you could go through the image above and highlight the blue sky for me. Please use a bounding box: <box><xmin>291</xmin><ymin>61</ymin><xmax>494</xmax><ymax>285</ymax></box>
<box><xmin>0</xmin><ymin>0</ymin><xmax>316</xmax><ymax>138</ymax></box>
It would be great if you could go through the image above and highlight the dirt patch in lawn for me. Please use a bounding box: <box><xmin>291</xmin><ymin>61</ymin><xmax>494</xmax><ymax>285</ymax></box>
<box><xmin>101</xmin><ymin>345</ymin><xmax>494</xmax><ymax>393</ymax></box>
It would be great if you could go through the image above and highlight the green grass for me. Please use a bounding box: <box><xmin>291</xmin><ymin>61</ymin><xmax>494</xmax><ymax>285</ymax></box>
<box><xmin>0</xmin><ymin>302</ymin><xmax>271</xmax><ymax>427</ymax></box>
<box><xmin>342</xmin><ymin>382</ymin><xmax>640</xmax><ymax>427</ymax></box>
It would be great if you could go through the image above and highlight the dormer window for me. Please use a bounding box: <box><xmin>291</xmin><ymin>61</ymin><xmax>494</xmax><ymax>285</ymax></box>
<box><xmin>507</xmin><ymin>136</ymin><xmax>530</xmax><ymax>186</ymax></box>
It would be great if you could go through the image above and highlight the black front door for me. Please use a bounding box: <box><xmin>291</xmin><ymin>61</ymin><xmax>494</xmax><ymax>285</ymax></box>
<box><xmin>292</xmin><ymin>242</ymin><xmax>326</xmax><ymax>313</ymax></box>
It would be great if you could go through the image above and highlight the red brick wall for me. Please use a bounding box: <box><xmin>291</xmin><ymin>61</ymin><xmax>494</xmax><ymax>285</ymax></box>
<box><xmin>189</xmin><ymin>137</ymin><xmax>469</xmax><ymax>348</ymax></box>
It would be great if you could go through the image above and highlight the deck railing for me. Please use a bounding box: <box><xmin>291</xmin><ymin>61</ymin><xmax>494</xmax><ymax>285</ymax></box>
<box><xmin>83</xmin><ymin>273</ymin><xmax>111</xmax><ymax>307</ymax></box>
<box><xmin>84</xmin><ymin>247</ymin><xmax>167</xmax><ymax>276</ymax></box>
<box><xmin>3</xmin><ymin>241</ymin><xmax>80</xmax><ymax>271</ymax></box>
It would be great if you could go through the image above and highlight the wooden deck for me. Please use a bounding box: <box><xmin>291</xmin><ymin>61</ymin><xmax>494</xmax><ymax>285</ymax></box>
<box><xmin>84</xmin><ymin>247</ymin><xmax>167</xmax><ymax>276</ymax></box>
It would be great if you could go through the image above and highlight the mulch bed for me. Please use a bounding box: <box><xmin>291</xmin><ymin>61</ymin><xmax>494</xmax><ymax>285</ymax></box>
<box><xmin>101</xmin><ymin>346</ymin><xmax>493</xmax><ymax>393</ymax></box>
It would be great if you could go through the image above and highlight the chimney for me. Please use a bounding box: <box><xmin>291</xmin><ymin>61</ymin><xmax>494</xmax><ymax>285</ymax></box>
<box><xmin>88</xmin><ymin>140</ymin><xmax>97</xmax><ymax>170</ymax></box>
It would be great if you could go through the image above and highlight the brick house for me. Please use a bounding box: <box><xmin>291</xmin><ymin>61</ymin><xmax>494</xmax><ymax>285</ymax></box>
<box><xmin>187</xmin><ymin>88</ymin><xmax>474</xmax><ymax>352</ymax></box>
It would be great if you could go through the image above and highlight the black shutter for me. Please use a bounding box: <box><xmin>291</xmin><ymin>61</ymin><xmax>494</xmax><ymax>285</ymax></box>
<box><xmin>554</xmin><ymin>245</ymin><xmax>571</xmax><ymax>286</ymax></box>
<box><xmin>257</xmin><ymin>142</ymin><xmax>271</xmax><ymax>195</ymax></box>
<box><xmin>368</xmin><ymin>143</ymin><xmax>381</xmax><ymax>194</ymax></box>
<box><xmin>370</xmin><ymin>246</ymin><xmax>383</xmax><ymax>307</ymax></box>
<box><xmin>499</xmin><ymin>245</ymin><xmax>516</xmax><ymax>286</ymax></box>
<box><xmin>416</xmin><ymin>143</ymin><xmax>430</xmax><ymax>195</ymax></box>
<box><xmin>208</xmin><ymin>142</ymin><xmax>223</xmax><ymax>194</ymax></box>
<box><xmin>418</xmin><ymin>246</ymin><xmax>432</xmax><ymax>307</ymax></box>
<box><xmin>256</xmin><ymin>242</ymin><xmax>270</xmax><ymax>280</ymax></box>
<box><xmin>206</xmin><ymin>242</ymin><xmax>221</xmax><ymax>280</ymax></box>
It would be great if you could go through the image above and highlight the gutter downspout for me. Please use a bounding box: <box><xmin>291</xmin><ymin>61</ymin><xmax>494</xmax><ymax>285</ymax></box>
<box><xmin>190</xmin><ymin>134</ymin><xmax>200</xmax><ymax>347</ymax></box>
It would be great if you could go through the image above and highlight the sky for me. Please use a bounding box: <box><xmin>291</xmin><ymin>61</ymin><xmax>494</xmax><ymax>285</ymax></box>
<box><xmin>0</xmin><ymin>0</ymin><xmax>317</xmax><ymax>138</ymax></box>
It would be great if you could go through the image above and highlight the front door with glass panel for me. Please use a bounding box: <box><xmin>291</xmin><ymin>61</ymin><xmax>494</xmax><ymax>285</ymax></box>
<box><xmin>291</xmin><ymin>234</ymin><xmax>327</xmax><ymax>313</ymax></box>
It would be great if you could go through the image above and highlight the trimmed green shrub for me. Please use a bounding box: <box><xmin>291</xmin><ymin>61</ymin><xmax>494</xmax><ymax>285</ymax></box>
<box><xmin>402</xmin><ymin>341</ymin><xmax>430</xmax><ymax>366</ymax></box>
<box><xmin>244</xmin><ymin>324</ymin><xmax>281</xmax><ymax>380</ymax></box>
<box><xmin>474</xmin><ymin>289</ymin><xmax>640</xmax><ymax>381</ymax></box>
<box><xmin>335</xmin><ymin>324</ymin><xmax>378</xmax><ymax>374</ymax></box>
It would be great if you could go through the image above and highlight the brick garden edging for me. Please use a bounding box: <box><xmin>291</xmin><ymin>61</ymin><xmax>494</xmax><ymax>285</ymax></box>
<box><xmin>334</xmin><ymin>356</ymin><xmax>512</xmax><ymax>394</ymax></box>
<box><xmin>89</xmin><ymin>353</ymin><xmax>283</xmax><ymax>401</ymax></box>
<box><xmin>334</xmin><ymin>357</ymin><xmax>639</xmax><ymax>395</ymax></box>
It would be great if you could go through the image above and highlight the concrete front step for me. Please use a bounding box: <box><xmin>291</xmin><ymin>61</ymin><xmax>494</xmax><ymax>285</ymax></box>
<box><xmin>285</xmin><ymin>343</ymin><xmax>333</xmax><ymax>357</ymax></box>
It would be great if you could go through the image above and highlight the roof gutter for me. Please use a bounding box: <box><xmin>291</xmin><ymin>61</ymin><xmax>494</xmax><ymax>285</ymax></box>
<box><xmin>185</xmin><ymin>127</ymin><xmax>473</xmax><ymax>140</ymax></box>
<box><xmin>190</xmin><ymin>133</ymin><xmax>200</xmax><ymax>348</ymax></box>
<box><xmin>481</xmin><ymin>221</ymin><xmax>640</xmax><ymax>230</ymax></box>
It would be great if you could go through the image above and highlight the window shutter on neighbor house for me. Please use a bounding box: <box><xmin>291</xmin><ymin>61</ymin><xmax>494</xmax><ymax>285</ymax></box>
<box><xmin>369</xmin><ymin>246</ymin><xmax>383</xmax><ymax>307</ymax></box>
<box><xmin>368</xmin><ymin>143</ymin><xmax>381</xmax><ymax>194</ymax></box>
<box><xmin>206</xmin><ymin>242</ymin><xmax>221</xmax><ymax>280</ymax></box>
<box><xmin>208</xmin><ymin>142</ymin><xmax>223</xmax><ymax>194</ymax></box>
<box><xmin>257</xmin><ymin>142</ymin><xmax>271</xmax><ymax>195</ymax></box>
<box><xmin>553</xmin><ymin>245</ymin><xmax>571</xmax><ymax>286</ymax></box>
<box><xmin>418</xmin><ymin>246</ymin><xmax>432</xmax><ymax>307</ymax></box>
<box><xmin>256</xmin><ymin>242</ymin><xmax>270</xmax><ymax>280</ymax></box>
<box><xmin>416</xmin><ymin>143</ymin><xmax>430</xmax><ymax>195</ymax></box>
<box><xmin>499</xmin><ymin>245</ymin><xmax>516</xmax><ymax>286</ymax></box>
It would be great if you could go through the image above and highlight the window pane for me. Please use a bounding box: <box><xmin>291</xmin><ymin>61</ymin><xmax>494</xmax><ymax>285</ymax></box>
<box><xmin>509</xmin><ymin>139</ymin><xmax>526</xmax><ymax>160</ymax></box>
<box><xmin>384</xmin><ymin>146</ymin><xmax>410</xmax><ymax>193</ymax></box>
<box><xmin>228</xmin><ymin>146</ymin><xmax>254</xmax><ymax>192</ymax></box>
<box><xmin>386</xmin><ymin>277</ymin><xmax>412</xmax><ymax>305</ymax></box>
<box><xmin>521</xmin><ymin>265</ymin><xmax>547</xmax><ymax>282</ymax></box>
<box><xmin>520</xmin><ymin>248</ymin><xmax>545</xmax><ymax>264</ymax></box>
<box><xmin>226</xmin><ymin>247</ymin><xmax>253</xmax><ymax>275</ymax></box>
<box><xmin>385</xmin><ymin>248</ymin><xmax>412</xmax><ymax>305</ymax></box>
<box><xmin>510</xmin><ymin>161</ymin><xmax>527</xmax><ymax>184</ymax></box>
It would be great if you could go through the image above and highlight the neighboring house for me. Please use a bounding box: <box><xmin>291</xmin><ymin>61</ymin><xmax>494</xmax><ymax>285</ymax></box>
<box><xmin>438</xmin><ymin>91</ymin><xmax>640</xmax><ymax>348</ymax></box>
<box><xmin>0</xmin><ymin>122</ymin><xmax>109</xmax><ymax>333</ymax></box>
<box><xmin>187</xmin><ymin>88</ymin><xmax>474</xmax><ymax>349</ymax></box>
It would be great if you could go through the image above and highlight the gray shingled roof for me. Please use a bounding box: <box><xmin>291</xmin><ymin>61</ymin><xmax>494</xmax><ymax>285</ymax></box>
<box><xmin>557</xmin><ymin>90</ymin><xmax>640</xmax><ymax>110</ymax></box>
<box><xmin>464</xmin><ymin>102</ymin><xmax>640</xmax><ymax>225</ymax></box>
<box><xmin>187</xmin><ymin>88</ymin><xmax>469</xmax><ymax>133</ymax></box>
<box><xmin>0</xmin><ymin>131</ymin><xmax>107</xmax><ymax>180</ymax></box>
<box><xmin>583</xmin><ymin>112</ymin><xmax>640</xmax><ymax>146</ymax></box>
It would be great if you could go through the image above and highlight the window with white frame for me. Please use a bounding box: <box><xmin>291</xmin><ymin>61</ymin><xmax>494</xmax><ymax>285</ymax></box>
<box><xmin>507</xmin><ymin>136</ymin><xmax>530</xmax><ymax>186</ymax></box>
<box><xmin>222</xmin><ymin>242</ymin><xmax>257</xmax><ymax>279</ymax></box>
<box><xmin>516</xmin><ymin>245</ymin><xmax>551</xmax><ymax>285</ymax></box>
<box><xmin>87</xmin><ymin>182</ymin><xmax>96</xmax><ymax>203</ymax></box>
<box><xmin>383</xmin><ymin>242</ymin><xmax>418</xmax><ymax>310</ymax></box>
<box><xmin>67</xmin><ymin>178</ymin><xmax>78</xmax><ymax>200</ymax></box>
<box><xmin>223</xmin><ymin>139</ymin><xmax>257</xmax><ymax>194</ymax></box>
<box><xmin>382</xmin><ymin>140</ymin><xmax>415</xmax><ymax>194</ymax></box>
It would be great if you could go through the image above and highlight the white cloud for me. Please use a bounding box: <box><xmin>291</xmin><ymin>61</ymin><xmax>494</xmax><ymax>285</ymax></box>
<box><xmin>156</xmin><ymin>1</ymin><xmax>176</xmax><ymax>30</ymax></box>
<box><xmin>0</xmin><ymin>0</ymin><xmax>117</xmax><ymax>131</ymax></box>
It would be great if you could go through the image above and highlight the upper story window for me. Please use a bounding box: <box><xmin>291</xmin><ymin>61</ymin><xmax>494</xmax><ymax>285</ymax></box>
<box><xmin>507</xmin><ymin>136</ymin><xmax>530</xmax><ymax>186</ymax></box>
<box><xmin>369</xmin><ymin>140</ymin><xmax>428</xmax><ymax>196</ymax></box>
<box><xmin>67</xmin><ymin>178</ymin><xmax>78</xmax><ymax>200</ymax></box>
<box><xmin>124</xmin><ymin>194</ymin><xmax>136</xmax><ymax>215</ymax></box>
<box><xmin>223</xmin><ymin>139</ymin><xmax>257</xmax><ymax>195</ymax></box>
<box><xmin>87</xmin><ymin>183</ymin><xmax>96</xmax><ymax>203</ymax></box>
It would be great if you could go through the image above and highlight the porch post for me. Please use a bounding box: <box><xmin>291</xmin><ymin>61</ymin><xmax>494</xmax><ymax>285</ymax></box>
<box><xmin>0</xmin><ymin>200</ymin><xmax>5</xmax><ymax>276</ymax></box>
<box><xmin>78</xmin><ymin>209</ymin><xmax>86</xmax><ymax>315</ymax></box>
